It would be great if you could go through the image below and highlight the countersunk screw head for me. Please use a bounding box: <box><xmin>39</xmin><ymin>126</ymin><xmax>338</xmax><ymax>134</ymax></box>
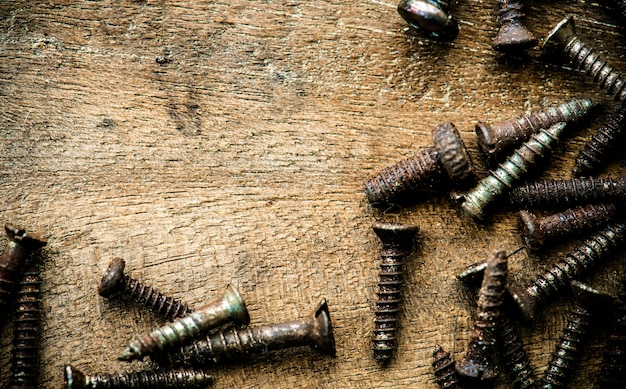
<box><xmin>311</xmin><ymin>299</ymin><xmax>336</xmax><ymax>357</ymax></box>
<box><xmin>492</xmin><ymin>0</ymin><xmax>538</xmax><ymax>51</ymax></box>
<box><xmin>397</xmin><ymin>0</ymin><xmax>459</xmax><ymax>41</ymax></box>
<box><xmin>98</xmin><ymin>257</ymin><xmax>126</xmax><ymax>297</ymax></box>
<box><xmin>542</xmin><ymin>16</ymin><xmax>576</xmax><ymax>53</ymax></box>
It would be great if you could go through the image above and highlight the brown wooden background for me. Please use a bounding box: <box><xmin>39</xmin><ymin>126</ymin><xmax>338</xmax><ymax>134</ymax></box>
<box><xmin>1</xmin><ymin>1</ymin><xmax>626</xmax><ymax>388</ymax></box>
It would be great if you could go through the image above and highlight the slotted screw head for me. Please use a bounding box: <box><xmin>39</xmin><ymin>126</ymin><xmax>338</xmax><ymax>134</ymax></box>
<box><xmin>397</xmin><ymin>0</ymin><xmax>459</xmax><ymax>41</ymax></box>
<box><xmin>433</xmin><ymin>122</ymin><xmax>474</xmax><ymax>184</ymax></box>
<box><xmin>492</xmin><ymin>0</ymin><xmax>538</xmax><ymax>51</ymax></box>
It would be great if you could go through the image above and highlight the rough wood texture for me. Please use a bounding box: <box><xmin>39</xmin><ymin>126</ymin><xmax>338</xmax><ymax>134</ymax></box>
<box><xmin>1</xmin><ymin>1</ymin><xmax>625</xmax><ymax>388</ymax></box>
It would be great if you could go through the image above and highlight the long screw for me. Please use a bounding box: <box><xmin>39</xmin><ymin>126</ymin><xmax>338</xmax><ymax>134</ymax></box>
<box><xmin>397</xmin><ymin>0</ymin><xmax>459</xmax><ymax>41</ymax></box>
<box><xmin>371</xmin><ymin>222</ymin><xmax>419</xmax><ymax>364</ymax></box>
<box><xmin>157</xmin><ymin>299</ymin><xmax>336</xmax><ymax>366</ymax></box>
<box><xmin>455</xmin><ymin>122</ymin><xmax>567</xmax><ymax>221</ymax></box>
<box><xmin>64</xmin><ymin>366</ymin><xmax>214</xmax><ymax>389</ymax></box>
<box><xmin>542</xmin><ymin>16</ymin><xmax>626</xmax><ymax>101</ymax></box>
<box><xmin>596</xmin><ymin>281</ymin><xmax>626</xmax><ymax>388</ymax></box>
<box><xmin>432</xmin><ymin>345</ymin><xmax>464</xmax><ymax>389</ymax></box>
<box><xmin>98</xmin><ymin>258</ymin><xmax>192</xmax><ymax>321</ymax></box>
<box><xmin>508</xmin><ymin>222</ymin><xmax>625</xmax><ymax>321</ymax></box>
<box><xmin>492</xmin><ymin>0</ymin><xmax>537</xmax><ymax>51</ymax></box>
<box><xmin>118</xmin><ymin>284</ymin><xmax>250</xmax><ymax>361</ymax></box>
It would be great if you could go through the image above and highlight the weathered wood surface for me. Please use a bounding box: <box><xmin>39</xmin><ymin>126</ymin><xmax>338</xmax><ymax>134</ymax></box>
<box><xmin>1</xmin><ymin>1</ymin><xmax>625</xmax><ymax>387</ymax></box>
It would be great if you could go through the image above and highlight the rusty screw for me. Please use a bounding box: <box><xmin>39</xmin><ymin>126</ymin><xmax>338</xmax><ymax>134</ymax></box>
<box><xmin>118</xmin><ymin>284</ymin><xmax>250</xmax><ymax>361</ymax></box>
<box><xmin>397</xmin><ymin>0</ymin><xmax>459</xmax><ymax>41</ymax></box>
<box><xmin>99</xmin><ymin>257</ymin><xmax>192</xmax><ymax>322</ymax></box>
<box><xmin>371</xmin><ymin>222</ymin><xmax>419</xmax><ymax>364</ymax></box>
<box><xmin>64</xmin><ymin>365</ymin><xmax>214</xmax><ymax>389</ymax></box>
<box><xmin>596</xmin><ymin>280</ymin><xmax>626</xmax><ymax>388</ymax></box>
<box><xmin>432</xmin><ymin>345</ymin><xmax>464</xmax><ymax>389</ymax></box>
<box><xmin>492</xmin><ymin>0</ymin><xmax>537</xmax><ymax>51</ymax></box>
<box><xmin>475</xmin><ymin>98</ymin><xmax>594</xmax><ymax>167</ymax></box>
<box><xmin>364</xmin><ymin>122</ymin><xmax>473</xmax><ymax>208</ymax></box>
<box><xmin>543</xmin><ymin>16</ymin><xmax>626</xmax><ymax>101</ymax></box>
<box><xmin>517</xmin><ymin>203</ymin><xmax>618</xmax><ymax>251</ymax></box>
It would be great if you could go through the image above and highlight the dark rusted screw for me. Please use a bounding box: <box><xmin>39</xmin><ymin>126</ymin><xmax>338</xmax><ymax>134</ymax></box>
<box><xmin>432</xmin><ymin>345</ymin><xmax>464</xmax><ymax>389</ymax></box>
<box><xmin>455</xmin><ymin>122</ymin><xmax>567</xmax><ymax>220</ymax></box>
<box><xmin>475</xmin><ymin>98</ymin><xmax>594</xmax><ymax>167</ymax></box>
<box><xmin>509</xmin><ymin>222</ymin><xmax>625</xmax><ymax>321</ymax></box>
<box><xmin>509</xmin><ymin>174</ymin><xmax>626</xmax><ymax>209</ymax></box>
<box><xmin>118</xmin><ymin>284</ymin><xmax>250</xmax><ymax>361</ymax></box>
<box><xmin>543</xmin><ymin>16</ymin><xmax>626</xmax><ymax>101</ymax></box>
<box><xmin>541</xmin><ymin>281</ymin><xmax>613</xmax><ymax>389</ymax></box>
<box><xmin>0</xmin><ymin>224</ymin><xmax>46</xmax><ymax>316</ymax></box>
<box><xmin>64</xmin><ymin>365</ymin><xmax>214</xmax><ymax>389</ymax></box>
<box><xmin>456</xmin><ymin>250</ymin><xmax>508</xmax><ymax>381</ymax></box>
<box><xmin>364</xmin><ymin>122</ymin><xmax>473</xmax><ymax>208</ymax></box>
<box><xmin>596</xmin><ymin>281</ymin><xmax>626</xmax><ymax>388</ymax></box>
<box><xmin>517</xmin><ymin>203</ymin><xmax>618</xmax><ymax>251</ymax></box>
<box><xmin>371</xmin><ymin>222</ymin><xmax>419</xmax><ymax>364</ymax></box>
<box><xmin>397</xmin><ymin>0</ymin><xmax>459</xmax><ymax>41</ymax></box>
<box><xmin>157</xmin><ymin>299</ymin><xmax>335</xmax><ymax>366</ymax></box>
<box><xmin>492</xmin><ymin>0</ymin><xmax>537</xmax><ymax>51</ymax></box>
<box><xmin>99</xmin><ymin>257</ymin><xmax>192</xmax><ymax>321</ymax></box>
<box><xmin>573</xmin><ymin>103</ymin><xmax>626</xmax><ymax>177</ymax></box>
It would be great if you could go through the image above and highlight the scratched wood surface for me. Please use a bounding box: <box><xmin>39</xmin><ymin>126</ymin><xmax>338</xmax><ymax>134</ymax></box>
<box><xmin>1</xmin><ymin>1</ymin><xmax>626</xmax><ymax>388</ymax></box>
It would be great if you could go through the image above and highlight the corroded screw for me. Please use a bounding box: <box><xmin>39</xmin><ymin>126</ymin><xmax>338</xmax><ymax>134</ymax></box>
<box><xmin>118</xmin><ymin>284</ymin><xmax>250</xmax><ymax>361</ymax></box>
<box><xmin>64</xmin><ymin>366</ymin><xmax>214</xmax><ymax>389</ymax></box>
<box><xmin>596</xmin><ymin>281</ymin><xmax>626</xmax><ymax>388</ymax></box>
<box><xmin>492</xmin><ymin>0</ymin><xmax>537</xmax><ymax>51</ymax></box>
<box><xmin>432</xmin><ymin>345</ymin><xmax>464</xmax><ymax>389</ymax></box>
<box><xmin>0</xmin><ymin>224</ymin><xmax>46</xmax><ymax>316</ymax></box>
<box><xmin>371</xmin><ymin>222</ymin><xmax>419</xmax><ymax>364</ymax></box>
<box><xmin>509</xmin><ymin>174</ymin><xmax>626</xmax><ymax>209</ymax></box>
<box><xmin>397</xmin><ymin>0</ymin><xmax>459</xmax><ymax>41</ymax></box>
<box><xmin>99</xmin><ymin>257</ymin><xmax>193</xmax><ymax>322</ymax></box>
<box><xmin>157</xmin><ymin>299</ymin><xmax>335</xmax><ymax>366</ymax></box>
<box><xmin>541</xmin><ymin>281</ymin><xmax>613</xmax><ymax>389</ymax></box>
<box><xmin>509</xmin><ymin>222</ymin><xmax>625</xmax><ymax>321</ymax></box>
<box><xmin>364</xmin><ymin>122</ymin><xmax>473</xmax><ymax>208</ymax></box>
<box><xmin>455</xmin><ymin>122</ymin><xmax>567</xmax><ymax>221</ymax></box>
<box><xmin>573</xmin><ymin>103</ymin><xmax>626</xmax><ymax>177</ymax></box>
<box><xmin>456</xmin><ymin>250</ymin><xmax>508</xmax><ymax>382</ymax></box>
<box><xmin>517</xmin><ymin>203</ymin><xmax>618</xmax><ymax>251</ymax></box>
<box><xmin>475</xmin><ymin>98</ymin><xmax>594</xmax><ymax>167</ymax></box>
<box><xmin>543</xmin><ymin>16</ymin><xmax>626</xmax><ymax>101</ymax></box>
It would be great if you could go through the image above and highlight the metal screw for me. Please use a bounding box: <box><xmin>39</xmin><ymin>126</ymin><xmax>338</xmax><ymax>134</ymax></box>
<box><xmin>157</xmin><ymin>299</ymin><xmax>335</xmax><ymax>366</ymax></box>
<box><xmin>118</xmin><ymin>284</ymin><xmax>250</xmax><ymax>361</ymax></box>
<box><xmin>543</xmin><ymin>16</ymin><xmax>626</xmax><ymax>101</ymax></box>
<box><xmin>492</xmin><ymin>0</ymin><xmax>537</xmax><ymax>51</ymax></box>
<box><xmin>540</xmin><ymin>281</ymin><xmax>613</xmax><ymax>389</ymax></box>
<box><xmin>397</xmin><ymin>0</ymin><xmax>459</xmax><ymax>41</ymax></box>
<box><xmin>0</xmin><ymin>224</ymin><xmax>46</xmax><ymax>316</ymax></box>
<box><xmin>509</xmin><ymin>174</ymin><xmax>626</xmax><ymax>209</ymax></box>
<box><xmin>509</xmin><ymin>222</ymin><xmax>625</xmax><ymax>321</ymax></box>
<box><xmin>99</xmin><ymin>257</ymin><xmax>193</xmax><ymax>322</ymax></box>
<box><xmin>475</xmin><ymin>98</ymin><xmax>594</xmax><ymax>167</ymax></box>
<box><xmin>456</xmin><ymin>250</ymin><xmax>508</xmax><ymax>381</ymax></box>
<box><xmin>455</xmin><ymin>122</ymin><xmax>567</xmax><ymax>221</ymax></box>
<box><xmin>64</xmin><ymin>365</ymin><xmax>214</xmax><ymax>389</ymax></box>
<box><xmin>364</xmin><ymin>122</ymin><xmax>473</xmax><ymax>208</ymax></box>
<box><xmin>596</xmin><ymin>280</ymin><xmax>626</xmax><ymax>388</ymax></box>
<box><xmin>517</xmin><ymin>203</ymin><xmax>618</xmax><ymax>251</ymax></box>
<box><xmin>432</xmin><ymin>345</ymin><xmax>464</xmax><ymax>389</ymax></box>
<box><xmin>371</xmin><ymin>222</ymin><xmax>419</xmax><ymax>364</ymax></box>
<box><xmin>573</xmin><ymin>103</ymin><xmax>626</xmax><ymax>177</ymax></box>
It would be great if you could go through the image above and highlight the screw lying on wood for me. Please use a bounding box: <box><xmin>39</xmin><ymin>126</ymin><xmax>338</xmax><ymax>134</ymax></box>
<box><xmin>157</xmin><ymin>299</ymin><xmax>335</xmax><ymax>366</ymax></box>
<box><xmin>397</xmin><ymin>0</ymin><xmax>459</xmax><ymax>41</ymax></box>
<box><xmin>543</xmin><ymin>16</ymin><xmax>626</xmax><ymax>101</ymax></box>
<box><xmin>432</xmin><ymin>345</ymin><xmax>464</xmax><ymax>389</ymax></box>
<box><xmin>99</xmin><ymin>257</ymin><xmax>193</xmax><ymax>322</ymax></box>
<box><xmin>64</xmin><ymin>365</ymin><xmax>214</xmax><ymax>389</ymax></box>
<box><xmin>492</xmin><ymin>0</ymin><xmax>537</xmax><ymax>51</ymax></box>
<box><xmin>475</xmin><ymin>98</ymin><xmax>594</xmax><ymax>167</ymax></box>
<box><xmin>517</xmin><ymin>203</ymin><xmax>618</xmax><ymax>251</ymax></box>
<box><xmin>596</xmin><ymin>280</ymin><xmax>626</xmax><ymax>388</ymax></box>
<box><xmin>118</xmin><ymin>284</ymin><xmax>250</xmax><ymax>361</ymax></box>
<box><xmin>455</xmin><ymin>122</ymin><xmax>567</xmax><ymax>221</ymax></box>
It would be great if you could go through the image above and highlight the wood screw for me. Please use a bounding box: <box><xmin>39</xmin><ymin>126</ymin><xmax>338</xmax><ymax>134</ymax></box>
<box><xmin>64</xmin><ymin>365</ymin><xmax>214</xmax><ymax>389</ymax></box>
<box><xmin>432</xmin><ymin>345</ymin><xmax>463</xmax><ymax>389</ymax></box>
<box><xmin>397</xmin><ymin>0</ymin><xmax>459</xmax><ymax>41</ymax></box>
<box><xmin>492</xmin><ymin>0</ymin><xmax>537</xmax><ymax>51</ymax></box>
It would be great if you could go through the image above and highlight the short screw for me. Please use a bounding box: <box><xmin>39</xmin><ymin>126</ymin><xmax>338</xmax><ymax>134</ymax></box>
<box><xmin>98</xmin><ymin>257</ymin><xmax>193</xmax><ymax>322</ymax></box>
<box><xmin>540</xmin><ymin>281</ymin><xmax>613</xmax><ymax>389</ymax></box>
<box><xmin>371</xmin><ymin>222</ymin><xmax>419</xmax><ymax>364</ymax></box>
<box><xmin>456</xmin><ymin>250</ymin><xmax>508</xmax><ymax>381</ymax></box>
<box><xmin>432</xmin><ymin>345</ymin><xmax>464</xmax><ymax>389</ymax></box>
<box><xmin>543</xmin><ymin>16</ymin><xmax>626</xmax><ymax>101</ymax></box>
<box><xmin>364</xmin><ymin>122</ymin><xmax>473</xmax><ymax>208</ymax></box>
<box><xmin>509</xmin><ymin>174</ymin><xmax>626</xmax><ymax>209</ymax></box>
<box><xmin>157</xmin><ymin>299</ymin><xmax>335</xmax><ymax>366</ymax></box>
<box><xmin>596</xmin><ymin>280</ymin><xmax>626</xmax><ymax>388</ymax></box>
<box><xmin>455</xmin><ymin>122</ymin><xmax>567</xmax><ymax>221</ymax></box>
<box><xmin>118</xmin><ymin>284</ymin><xmax>250</xmax><ymax>361</ymax></box>
<box><xmin>64</xmin><ymin>365</ymin><xmax>214</xmax><ymax>389</ymax></box>
<box><xmin>475</xmin><ymin>98</ymin><xmax>594</xmax><ymax>167</ymax></box>
<box><xmin>517</xmin><ymin>203</ymin><xmax>618</xmax><ymax>251</ymax></box>
<box><xmin>492</xmin><ymin>0</ymin><xmax>538</xmax><ymax>51</ymax></box>
<box><xmin>397</xmin><ymin>0</ymin><xmax>459</xmax><ymax>41</ymax></box>
<box><xmin>508</xmin><ymin>222</ymin><xmax>625</xmax><ymax>321</ymax></box>
<box><xmin>573</xmin><ymin>103</ymin><xmax>626</xmax><ymax>177</ymax></box>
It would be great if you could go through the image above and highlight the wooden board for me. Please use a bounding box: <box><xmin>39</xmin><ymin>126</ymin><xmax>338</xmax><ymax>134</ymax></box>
<box><xmin>1</xmin><ymin>0</ymin><xmax>625</xmax><ymax>387</ymax></box>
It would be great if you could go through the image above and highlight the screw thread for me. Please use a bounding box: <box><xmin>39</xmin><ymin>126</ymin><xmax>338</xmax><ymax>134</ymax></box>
<box><xmin>84</xmin><ymin>369</ymin><xmax>213</xmax><ymax>388</ymax></box>
<box><xmin>597</xmin><ymin>286</ymin><xmax>626</xmax><ymax>388</ymax></box>
<box><xmin>123</xmin><ymin>275</ymin><xmax>192</xmax><ymax>321</ymax></box>
<box><xmin>432</xmin><ymin>345</ymin><xmax>463</xmax><ymax>389</ymax></box>
<box><xmin>497</xmin><ymin>1</ymin><xmax>524</xmax><ymax>24</ymax></box>
<box><xmin>498</xmin><ymin>315</ymin><xmax>536</xmax><ymax>389</ymax></box>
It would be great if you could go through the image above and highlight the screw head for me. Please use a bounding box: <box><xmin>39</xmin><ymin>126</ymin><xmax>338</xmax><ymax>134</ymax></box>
<box><xmin>373</xmin><ymin>222</ymin><xmax>419</xmax><ymax>247</ymax></box>
<box><xmin>493</xmin><ymin>22</ymin><xmax>538</xmax><ymax>51</ymax></box>
<box><xmin>310</xmin><ymin>299</ymin><xmax>336</xmax><ymax>357</ymax></box>
<box><xmin>98</xmin><ymin>257</ymin><xmax>126</xmax><ymax>297</ymax></box>
<box><xmin>397</xmin><ymin>0</ymin><xmax>459</xmax><ymax>41</ymax></box>
<box><xmin>517</xmin><ymin>210</ymin><xmax>544</xmax><ymax>251</ymax></box>
<box><xmin>433</xmin><ymin>122</ymin><xmax>474</xmax><ymax>185</ymax></box>
<box><xmin>542</xmin><ymin>16</ymin><xmax>576</xmax><ymax>53</ymax></box>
